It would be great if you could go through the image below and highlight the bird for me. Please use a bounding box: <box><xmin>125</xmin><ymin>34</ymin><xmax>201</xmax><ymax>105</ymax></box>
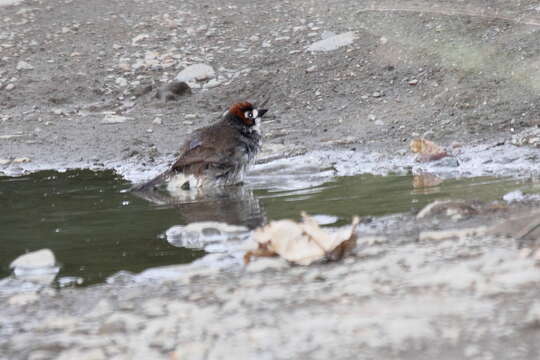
<box><xmin>133</xmin><ymin>101</ymin><xmax>268</xmax><ymax>193</ymax></box>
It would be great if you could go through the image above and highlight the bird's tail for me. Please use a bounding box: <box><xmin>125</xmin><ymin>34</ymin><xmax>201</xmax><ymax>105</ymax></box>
<box><xmin>130</xmin><ymin>170</ymin><xmax>171</xmax><ymax>192</ymax></box>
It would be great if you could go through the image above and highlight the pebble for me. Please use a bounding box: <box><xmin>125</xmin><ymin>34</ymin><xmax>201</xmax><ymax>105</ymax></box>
<box><xmin>146</xmin><ymin>128</ymin><xmax>153</xmax><ymax>133</ymax></box>
<box><xmin>368</xmin><ymin>114</ymin><xmax>376</xmax><ymax>121</ymax></box>
<box><xmin>115</xmin><ymin>77</ymin><xmax>128</xmax><ymax>87</ymax></box>
<box><xmin>152</xmin><ymin>117</ymin><xmax>162</xmax><ymax>125</ymax></box>
<box><xmin>16</xmin><ymin>60</ymin><xmax>34</xmax><ymax>70</ymax></box>
<box><xmin>306</xmin><ymin>65</ymin><xmax>317</xmax><ymax>73</ymax></box>
<box><xmin>409</xmin><ymin>79</ymin><xmax>419</xmax><ymax>85</ymax></box>
<box><xmin>372</xmin><ymin>91</ymin><xmax>383</xmax><ymax>98</ymax></box>
<box><xmin>101</xmin><ymin>114</ymin><xmax>131</xmax><ymax>124</ymax></box>
<box><xmin>183</xmin><ymin>120</ymin><xmax>194</xmax><ymax>125</ymax></box>
<box><xmin>374</xmin><ymin>119</ymin><xmax>384</xmax><ymax>126</ymax></box>
<box><xmin>306</xmin><ymin>32</ymin><xmax>356</xmax><ymax>52</ymax></box>
<box><xmin>5</xmin><ymin>83</ymin><xmax>15</xmax><ymax>91</ymax></box>
<box><xmin>176</xmin><ymin>63</ymin><xmax>215</xmax><ymax>83</ymax></box>
<box><xmin>10</xmin><ymin>249</ymin><xmax>55</xmax><ymax>269</ymax></box>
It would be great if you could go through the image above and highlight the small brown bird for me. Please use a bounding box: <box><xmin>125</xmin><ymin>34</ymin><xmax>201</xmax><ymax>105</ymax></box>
<box><xmin>134</xmin><ymin>102</ymin><xmax>268</xmax><ymax>193</ymax></box>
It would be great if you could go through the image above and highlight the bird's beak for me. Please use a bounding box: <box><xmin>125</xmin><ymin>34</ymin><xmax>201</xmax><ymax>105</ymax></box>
<box><xmin>258</xmin><ymin>109</ymin><xmax>268</xmax><ymax>118</ymax></box>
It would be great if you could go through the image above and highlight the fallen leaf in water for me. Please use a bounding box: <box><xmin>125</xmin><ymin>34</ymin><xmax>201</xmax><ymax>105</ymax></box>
<box><xmin>410</xmin><ymin>138</ymin><xmax>449</xmax><ymax>162</ymax></box>
<box><xmin>244</xmin><ymin>212</ymin><xmax>359</xmax><ymax>265</ymax></box>
<box><xmin>412</xmin><ymin>173</ymin><xmax>443</xmax><ymax>188</ymax></box>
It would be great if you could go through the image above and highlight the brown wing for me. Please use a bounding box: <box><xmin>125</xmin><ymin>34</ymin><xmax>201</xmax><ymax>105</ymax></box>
<box><xmin>170</xmin><ymin>124</ymin><xmax>238</xmax><ymax>176</ymax></box>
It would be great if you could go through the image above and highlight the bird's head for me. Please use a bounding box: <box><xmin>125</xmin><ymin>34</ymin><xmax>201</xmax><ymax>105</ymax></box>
<box><xmin>225</xmin><ymin>101</ymin><xmax>268</xmax><ymax>134</ymax></box>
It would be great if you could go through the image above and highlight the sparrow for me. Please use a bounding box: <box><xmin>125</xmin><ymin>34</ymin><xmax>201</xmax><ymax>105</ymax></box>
<box><xmin>134</xmin><ymin>101</ymin><xmax>268</xmax><ymax>193</ymax></box>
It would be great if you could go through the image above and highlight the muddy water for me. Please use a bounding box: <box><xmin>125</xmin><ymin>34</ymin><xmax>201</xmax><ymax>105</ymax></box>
<box><xmin>0</xmin><ymin>170</ymin><xmax>537</xmax><ymax>285</ymax></box>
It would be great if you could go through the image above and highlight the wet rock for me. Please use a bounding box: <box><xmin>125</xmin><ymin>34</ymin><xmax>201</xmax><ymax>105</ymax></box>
<box><xmin>503</xmin><ymin>190</ymin><xmax>526</xmax><ymax>203</ymax></box>
<box><xmin>165</xmin><ymin>222</ymin><xmax>248</xmax><ymax>249</ymax></box>
<box><xmin>306</xmin><ymin>32</ymin><xmax>356</xmax><ymax>52</ymax></box>
<box><xmin>16</xmin><ymin>60</ymin><xmax>34</xmax><ymax>70</ymax></box>
<box><xmin>57</xmin><ymin>276</ymin><xmax>83</xmax><ymax>287</ymax></box>
<box><xmin>175</xmin><ymin>63</ymin><xmax>215</xmax><ymax>83</ymax></box>
<box><xmin>9</xmin><ymin>249</ymin><xmax>59</xmax><ymax>284</ymax></box>
<box><xmin>10</xmin><ymin>249</ymin><xmax>55</xmax><ymax>269</ymax></box>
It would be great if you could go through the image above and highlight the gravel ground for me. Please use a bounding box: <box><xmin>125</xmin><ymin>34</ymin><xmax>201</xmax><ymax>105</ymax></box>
<box><xmin>1</xmin><ymin>0</ymin><xmax>540</xmax><ymax>359</ymax></box>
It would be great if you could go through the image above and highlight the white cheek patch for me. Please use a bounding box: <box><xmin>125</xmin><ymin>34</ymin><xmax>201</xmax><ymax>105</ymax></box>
<box><xmin>252</xmin><ymin>109</ymin><xmax>258</xmax><ymax>118</ymax></box>
<box><xmin>253</xmin><ymin>117</ymin><xmax>262</xmax><ymax>135</ymax></box>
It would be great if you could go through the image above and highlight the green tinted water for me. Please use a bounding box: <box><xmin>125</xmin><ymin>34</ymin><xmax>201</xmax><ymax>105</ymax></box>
<box><xmin>0</xmin><ymin>170</ymin><xmax>537</xmax><ymax>285</ymax></box>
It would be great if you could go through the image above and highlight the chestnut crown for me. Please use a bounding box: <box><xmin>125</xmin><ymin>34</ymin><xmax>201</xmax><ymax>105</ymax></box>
<box><xmin>227</xmin><ymin>102</ymin><xmax>268</xmax><ymax>127</ymax></box>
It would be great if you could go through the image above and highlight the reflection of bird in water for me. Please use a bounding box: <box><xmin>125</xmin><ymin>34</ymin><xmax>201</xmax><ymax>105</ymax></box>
<box><xmin>131</xmin><ymin>185</ymin><xmax>266</xmax><ymax>229</ymax></box>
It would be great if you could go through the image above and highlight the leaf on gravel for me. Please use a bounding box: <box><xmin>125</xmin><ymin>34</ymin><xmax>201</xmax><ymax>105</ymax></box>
<box><xmin>244</xmin><ymin>212</ymin><xmax>360</xmax><ymax>266</ymax></box>
<box><xmin>410</xmin><ymin>138</ymin><xmax>449</xmax><ymax>162</ymax></box>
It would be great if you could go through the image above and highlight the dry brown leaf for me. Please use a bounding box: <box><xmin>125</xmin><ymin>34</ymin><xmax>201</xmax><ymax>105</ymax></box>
<box><xmin>246</xmin><ymin>212</ymin><xmax>360</xmax><ymax>266</ymax></box>
<box><xmin>412</xmin><ymin>173</ymin><xmax>444</xmax><ymax>189</ymax></box>
<box><xmin>410</xmin><ymin>138</ymin><xmax>449</xmax><ymax>162</ymax></box>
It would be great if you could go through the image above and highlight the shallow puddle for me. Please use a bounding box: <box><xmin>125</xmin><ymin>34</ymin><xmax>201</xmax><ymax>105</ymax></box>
<box><xmin>1</xmin><ymin>169</ymin><xmax>538</xmax><ymax>285</ymax></box>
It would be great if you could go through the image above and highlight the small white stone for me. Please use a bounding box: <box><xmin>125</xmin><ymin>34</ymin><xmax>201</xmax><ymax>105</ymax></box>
<box><xmin>10</xmin><ymin>249</ymin><xmax>55</xmax><ymax>269</ymax></box>
<box><xmin>183</xmin><ymin>121</ymin><xmax>194</xmax><ymax>125</ymax></box>
<box><xmin>368</xmin><ymin>114</ymin><xmax>376</xmax><ymax>121</ymax></box>
<box><xmin>101</xmin><ymin>114</ymin><xmax>131</xmax><ymax>124</ymax></box>
<box><xmin>176</xmin><ymin>63</ymin><xmax>215</xmax><ymax>82</ymax></box>
<box><xmin>306</xmin><ymin>32</ymin><xmax>356</xmax><ymax>52</ymax></box>
<box><xmin>306</xmin><ymin>65</ymin><xmax>317</xmax><ymax>73</ymax></box>
<box><xmin>152</xmin><ymin>117</ymin><xmax>162</xmax><ymax>125</ymax></box>
<box><xmin>16</xmin><ymin>61</ymin><xmax>34</xmax><ymax>71</ymax></box>
<box><xmin>409</xmin><ymin>79</ymin><xmax>419</xmax><ymax>85</ymax></box>
<box><xmin>5</xmin><ymin>83</ymin><xmax>15</xmax><ymax>91</ymax></box>
<box><xmin>374</xmin><ymin>119</ymin><xmax>384</xmax><ymax>126</ymax></box>
<box><xmin>115</xmin><ymin>77</ymin><xmax>128</xmax><ymax>87</ymax></box>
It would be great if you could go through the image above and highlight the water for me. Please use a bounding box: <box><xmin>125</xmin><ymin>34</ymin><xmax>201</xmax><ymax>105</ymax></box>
<box><xmin>1</xmin><ymin>169</ymin><xmax>538</xmax><ymax>285</ymax></box>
